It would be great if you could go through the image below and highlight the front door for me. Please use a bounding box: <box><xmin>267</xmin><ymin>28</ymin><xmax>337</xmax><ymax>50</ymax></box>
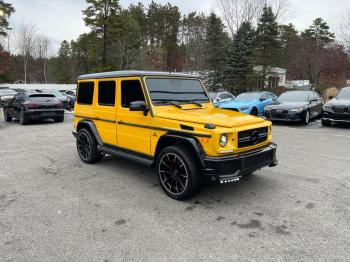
<box><xmin>94</xmin><ymin>79</ymin><xmax>117</xmax><ymax>146</ymax></box>
<box><xmin>116</xmin><ymin>77</ymin><xmax>152</xmax><ymax>156</ymax></box>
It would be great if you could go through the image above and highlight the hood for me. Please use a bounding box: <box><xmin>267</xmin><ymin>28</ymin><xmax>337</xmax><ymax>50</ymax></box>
<box><xmin>155</xmin><ymin>107</ymin><xmax>265</xmax><ymax>128</ymax></box>
<box><xmin>268</xmin><ymin>101</ymin><xmax>308</xmax><ymax>110</ymax></box>
<box><xmin>219</xmin><ymin>99</ymin><xmax>256</xmax><ymax>108</ymax></box>
<box><xmin>326</xmin><ymin>98</ymin><xmax>350</xmax><ymax>107</ymax></box>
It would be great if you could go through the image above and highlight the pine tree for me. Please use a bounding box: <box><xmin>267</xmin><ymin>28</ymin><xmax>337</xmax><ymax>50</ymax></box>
<box><xmin>205</xmin><ymin>12</ymin><xmax>229</xmax><ymax>89</ymax></box>
<box><xmin>0</xmin><ymin>0</ymin><xmax>15</xmax><ymax>36</ymax></box>
<box><xmin>302</xmin><ymin>18</ymin><xmax>335</xmax><ymax>47</ymax></box>
<box><xmin>83</xmin><ymin>0</ymin><xmax>121</xmax><ymax>68</ymax></box>
<box><xmin>254</xmin><ymin>5</ymin><xmax>281</xmax><ymax>89</ymax></box>
<box><xmin>51</xmin><ymin>41</ymin><xmax>73</xmax><ymax>84</ymax></box>
<box><xmin>223</xmin><ymin>22</ymin><xmax>255</xmax><ymax>94</ymax></box>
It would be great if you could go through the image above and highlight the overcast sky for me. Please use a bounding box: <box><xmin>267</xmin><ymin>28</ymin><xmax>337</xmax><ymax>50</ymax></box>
<box><xmin>6</xmin><ymin>0</ymin><xmax>350</xmax><ymax>53</ymax></box>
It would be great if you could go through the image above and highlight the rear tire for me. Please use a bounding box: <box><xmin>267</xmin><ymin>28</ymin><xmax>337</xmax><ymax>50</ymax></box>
<box><xmin>76</xmin><ymin>128</ymin><xmax>102</xmax><ymax>164</ymax></box>
<box><xmin>55</xmin><ymin>115</ymin><xmax>64</xmax><ymax>123</ymax></box>
<box><xmin>322</xmin><ymin>119</ymin><xmax>331</xmax><ymax>127</ymax></box>
<box><xmin>19</xmin><ymin>110</ymin><xmax>29</xmax><ymax>125</ymax></box>
<box><xmin>156</xmin><ymin>145</ymin><xmax>202</xmax><ymax>200</ymax></box>
<box><xmin>3</xmin><ymin>108</ymin><xmax>12</xmax><ymax>122</ymax></box>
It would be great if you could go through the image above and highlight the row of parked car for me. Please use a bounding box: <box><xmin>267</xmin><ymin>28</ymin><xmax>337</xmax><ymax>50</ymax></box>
<box><xmin>210</xmin><ymin>87</ymin><xmax>350</xmax><ymax>126</ymax></box>
<box><xmin>0</xmin><ymin>87</ymin><xmax>76</xmax><ymax>125</ymax></box>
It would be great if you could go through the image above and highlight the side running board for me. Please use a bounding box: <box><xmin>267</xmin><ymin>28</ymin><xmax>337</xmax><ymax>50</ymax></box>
<box><xmin>97</xmin><ymin>145</ymin><xmax>154</xmax><ymax>167</ymax></box>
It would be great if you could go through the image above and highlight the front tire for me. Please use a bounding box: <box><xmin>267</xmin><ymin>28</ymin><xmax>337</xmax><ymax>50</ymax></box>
<box><xmin>303</xmin><ymin>110</ymin><xmax>310</xmax><ymax>125</ymax></box>
<box><xmin>76</xmin><ymin>129</ymin><xmax>102</xmax><ymax>163</ymax></box>
<box><xmin>250</xmin><ymin>107</ymin><xmax>258</xmax><ymax>116</ymax></box>
<box><xmin>157</xmin><ymin>145</ymin><xmax>202</xmax><ymax>200</ymax></box>
<box><xmin>3</xmin><ymin>108</ymin><xmax>12</xmax><ymax>122</ymax></box>
<box><xmin>322</xmin><ymin>119</ymin><xmax>331</xmax><ymax>126</ymax></box>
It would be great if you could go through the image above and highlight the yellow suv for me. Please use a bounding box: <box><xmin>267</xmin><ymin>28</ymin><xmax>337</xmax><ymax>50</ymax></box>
<box><xmin>73</xmin><ymin>71</ymin><xmax>278</xmax><ymax>200</ymax></box>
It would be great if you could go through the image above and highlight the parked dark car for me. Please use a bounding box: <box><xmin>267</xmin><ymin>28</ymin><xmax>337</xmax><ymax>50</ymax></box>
<box><xmin>3</xmin><ymin>92</ymin><xmax>65</xmax><ymax>125</ymax></box>
<box><xmin>46</xmin><ymin>90</ymin><xmax>72</xmax><ymax>110</ymax></box>
<box><xmin>322</xmin><ymin>87</ymin><xmax>350</xmax><ymax>126</ymax></box>
<box><xmin>0</xmin><ymin>88</ymin><xmax>17</xmax><ymax>107</ymax></box>
<box><xmin>59</xmin><ymin>90</ymin><xmax>75</xmax><ymax>109</ymax></box>
<box><xmin>264</xmin><ymin>91</ymin><xmax>324</xmax><ymax>124</ymax></box>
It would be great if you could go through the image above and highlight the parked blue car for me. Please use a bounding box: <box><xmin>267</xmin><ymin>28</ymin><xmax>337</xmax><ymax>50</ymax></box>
<box><xmin>217</xmin><ymin>91</ymin><xmax>277</xmax><ymax>116</ymax></box>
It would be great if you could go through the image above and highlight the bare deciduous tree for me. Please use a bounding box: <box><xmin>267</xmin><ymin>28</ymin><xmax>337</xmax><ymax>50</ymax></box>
<box><xmin>16</xmin><ymin>21</ymin><xmax>37</xmax><ymax>83</ymax></box>
<box><xmin>339</xmin><ymin>11</ymin><xmax>350</xmax><ymax>54</ymax></box>
<box><xmin>216</xmin><ymin>0</ymin><xmax>291</xmax><ymax>37</ymax></box>
<box><xmin>35</xmin><ymin>36</ymin><xmax>51</xmax><ymax>83</ymax></box>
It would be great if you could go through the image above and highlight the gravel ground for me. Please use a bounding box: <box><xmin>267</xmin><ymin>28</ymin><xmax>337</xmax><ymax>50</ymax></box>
<box><xmin>1</xmin><ymin>109</ymin><xmax>350</xmax><ymax>262</ymax></box>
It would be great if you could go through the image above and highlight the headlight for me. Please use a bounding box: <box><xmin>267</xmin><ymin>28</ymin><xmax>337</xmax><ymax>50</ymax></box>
<box><xmin>67</xmin><ymin>98</ymin><xmax>71</xmax><ymax>102</ymax></box>
<box><xmin>323</xmin><ymin>104</ymin><xmax>332</xmax><ymax>111</ymax></box>
<box><xmin>290</xmin><ymin>108</ymin><xmax>304</xmax><ymax>113</ymax></box>
<box><xmin>265</xmin><ymin>106</ymin><xmax>271</xmax><ymax>111</ymax></box>
<box><xmin>240</xmin><ymin>106</ymin><xmax>249</xmax><ymax>111</ymax></box>
<box><xmin>219</xmin><ymin>134</ymin><xmax>228</xmax><ymax>147</ymax></box>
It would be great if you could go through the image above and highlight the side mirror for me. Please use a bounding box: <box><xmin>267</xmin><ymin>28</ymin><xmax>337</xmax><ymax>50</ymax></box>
<box><xmin>259</xmin><ymin>98</ymin><xmax>266</xmax><ymax>102</ymax></box>
<box><xmin>129</xmin><ymin>101</ymin><xmax>148</xmax><ymax>115</ymax></box>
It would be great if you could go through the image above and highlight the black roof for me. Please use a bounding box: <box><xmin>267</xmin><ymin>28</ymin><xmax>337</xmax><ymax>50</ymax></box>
<box><xmin>78</xmin><ymin>70</ymin><xmax>197</xmax><ymax>80</ymax></box>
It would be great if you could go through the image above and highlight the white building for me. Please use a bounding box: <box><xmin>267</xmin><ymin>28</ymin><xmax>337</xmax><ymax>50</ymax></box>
<box><xmin>253</xmin><ymin>66</ymin><xmax>286</xmax><ymax>88</ymax></box>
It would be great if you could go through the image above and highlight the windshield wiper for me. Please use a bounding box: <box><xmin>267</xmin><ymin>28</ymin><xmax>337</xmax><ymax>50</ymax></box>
<box><xmin>153</xmin><ymin>100</ymin><xmax>183</xmax><ymax>109</ymax></box>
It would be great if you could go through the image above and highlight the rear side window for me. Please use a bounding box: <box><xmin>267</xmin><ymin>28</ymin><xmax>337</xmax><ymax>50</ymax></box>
<box><xmin>77</xmin><ymin>82</ymin><xmax>94</xmax><ymax>105</ymax></box>
<box><xmin>121</xmin><ymin>80</ymin><xmax>145</xmax><ymax>108</ymax></box>
<box><xmin>98</xmin><ymin>81</ymin><xmax>116</xmax><ymax>106</ymax></box>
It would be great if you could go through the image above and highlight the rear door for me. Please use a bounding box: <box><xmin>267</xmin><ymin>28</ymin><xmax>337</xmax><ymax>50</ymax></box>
<box><xmin>94</xmin><ymin>79</ymin><xmax>117</xmax><ymax>146</ymax></box>
<box><xmin>116</xmin><ymin>77</ymin><xmax>152</xmax><ymax>156</ymax></box>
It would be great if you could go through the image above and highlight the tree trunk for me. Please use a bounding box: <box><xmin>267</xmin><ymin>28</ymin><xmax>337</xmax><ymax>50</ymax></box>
<box><xmin>43</xmin><ymin>59</ymin><xmax>47</xmax><ymax>84</ymax></box>
<box><xmin>102</xmin><ymin>24</ymin><xmax>107</xmax><ymax>67</ymax></box>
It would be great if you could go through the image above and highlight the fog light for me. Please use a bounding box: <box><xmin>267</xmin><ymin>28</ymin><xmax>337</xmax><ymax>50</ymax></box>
<box><xmin>219</xmin><ymin>134</ymin><xmax>228</xmax><ymax>147</ymax></box>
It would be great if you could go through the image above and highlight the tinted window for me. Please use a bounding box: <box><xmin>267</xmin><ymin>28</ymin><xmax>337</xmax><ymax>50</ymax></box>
<box><xmin>267</xmin><ymin>93</ymin><xmax>276</xmax><ymax>99</ymax></box>
<box><xmin>146</xmin><ymin>78</ymin><xmax>209</xmax><ymax>105</ymax></box>
<box><xmin>98</xmin><ymin>81</ymin><xmax>116</xmax><ymax>106</ymax></box>
<box><xmin>77</xmin><ymin>82</ymin><xmax>94</xmax><ymax>105</ymax></box>
<box><xmin>220</xmin><ymin>93</ymin><xmax>233</xmax><ymax>99</ymax></box>
<box><xmin>121</xmin><ymin>80</ymin><xmax>145</xmax><ymax>108</ymax></box>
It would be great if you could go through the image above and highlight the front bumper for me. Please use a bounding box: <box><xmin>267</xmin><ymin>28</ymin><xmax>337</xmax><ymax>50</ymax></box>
<box><xmin>24</xmin><ymin>109</ymin><xmax>65</xmax><ymax>119</ymax></box>
<box><xmin>322</xmin><ymin>111</ymin><xmax>350</xmax><ymax>123</ymax></box>
<box><xmin>202</xmin><ymin>142</ymin><xmax>278</xmax><ymax>184</ymax></box>
<box><xmin>265</xmin><ymin>111</ymin><xmax>304</xmax><ymax>121</ymax></box>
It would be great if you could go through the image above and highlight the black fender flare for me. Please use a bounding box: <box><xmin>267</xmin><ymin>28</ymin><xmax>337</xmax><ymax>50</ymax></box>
<box><xmin>155</xmin><ymin>133</ymin><xmax>206</xmax><ymax>169</ymax></box>
<box><xmin>76</xmin><ymin>120</ymin><xmax>103</xmax><ymax>145</ymax></box>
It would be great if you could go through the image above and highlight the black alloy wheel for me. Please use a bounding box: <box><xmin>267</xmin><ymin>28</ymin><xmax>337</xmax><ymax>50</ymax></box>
<box><xmin>250</xmin><ymin>107</ymin><xmax>258</xmax><ymax>116</ymax></box>
<box><xmin>157</xmin><ymin>145</ymin><xmax>201</xmax><ymax>200</ymax></box>
<box><xmin>3</xmin><ymin>109</ymin><xmax>12</xmax><ymax>122</ymax></box>
<box><xmin>76</xmin><ymin>129</ymin><xmax>102</xmax><ymax>163</ymax></box>
<box><xmin>19</xmin><ymin>109</ymin><xmax>29</xmax><ymax>125</ymax></box>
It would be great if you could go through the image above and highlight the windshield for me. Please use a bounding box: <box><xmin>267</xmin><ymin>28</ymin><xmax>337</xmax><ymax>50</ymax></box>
<box><xmin>49</xmin><ymin>90</ymin><xmax>65</xmax><ymax>98</ymax></box>
<box><xmin>235</xmin><ymin>92</ymin><xmax>259</xmax><ymax>101</ymax></box>
<box><xmin>278</xmin><ymin>92</ymin><xmax>309</xmax><ymax>102</ymax></box>
<box><xmin>336</xmin><ymin>88</ymin><xmax>350</xmax><ymax>100</ymax></box>
<box><xmin>146</xmin><ymin>78</ymin><xmax>210</xmax><ymax>105</ymax></box>
<box><xmin>0</xmin><ymin>89</ymin><xmax>16</xmax><ymax>96</ymax></box>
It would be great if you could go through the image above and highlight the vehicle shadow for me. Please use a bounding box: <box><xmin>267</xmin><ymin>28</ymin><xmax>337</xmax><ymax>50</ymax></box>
<box><xmin>95</xmin><ymin>155</ymin><xmax>274</xmax><ymax>204</ymax></box>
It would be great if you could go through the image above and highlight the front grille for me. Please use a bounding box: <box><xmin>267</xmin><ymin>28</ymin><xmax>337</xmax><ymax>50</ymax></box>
<box><xmin>333</xmin><ymin>106</ymin><xmax>349</xmax><ymax>113</ymax></box>
<box><xmin>270</xmin><ymin>109</ymin><xmax>289</xmax><ymax>118</ymax></box>
<box><xmin>238</xmin><ymin>127</ymin><xmax>268</xmax><ymax>148</ymax></box>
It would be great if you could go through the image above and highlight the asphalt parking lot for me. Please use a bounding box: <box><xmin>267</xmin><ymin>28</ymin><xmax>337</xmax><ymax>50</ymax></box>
<box><xmin>1</xmin><ymin>110</ymin><xmax>350</xmax><ymax>262</ymax></box>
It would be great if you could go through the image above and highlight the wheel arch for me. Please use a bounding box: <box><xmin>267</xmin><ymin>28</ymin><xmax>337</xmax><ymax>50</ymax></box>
<box><xmin>154</xmin><ymin>134</ymin><xmax>206</xmax><ymax>169</ymax></box>
<box><xmin>76</xmin><ymin>120</ymin><xmax>103</xmax><ymax>145</ymax></box>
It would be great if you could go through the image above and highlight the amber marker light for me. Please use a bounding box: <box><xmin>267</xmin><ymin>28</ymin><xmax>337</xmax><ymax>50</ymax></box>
<box><xmin>201</xmin><ymin>138</ymin><xmax>210</xmax><ymax>143</ymax></box>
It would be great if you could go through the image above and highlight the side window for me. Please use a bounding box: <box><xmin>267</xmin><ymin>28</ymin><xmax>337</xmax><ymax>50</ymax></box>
<box><xmin>121</xmin><ymin>80</ymin><xmax>145</xmax><ymax>108</ymax></box>
<box><xmin>77</xmin><ymin>82</ymin><xmax>94</xmax><ymax>105</ymax></box>
<box><xmin>267</xmin><ymin>93</ymin><xmax>276</xmax><ymax>99</ymax></box>
<box><xmin>221</xmin><ymin>93</ymin><xmax>232</xmax><ymax>100</ymax></box>
<box><xmin>98</xmin><ymin>80</ymin><xmax>116</xmax><ymax>106</ymax></box>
